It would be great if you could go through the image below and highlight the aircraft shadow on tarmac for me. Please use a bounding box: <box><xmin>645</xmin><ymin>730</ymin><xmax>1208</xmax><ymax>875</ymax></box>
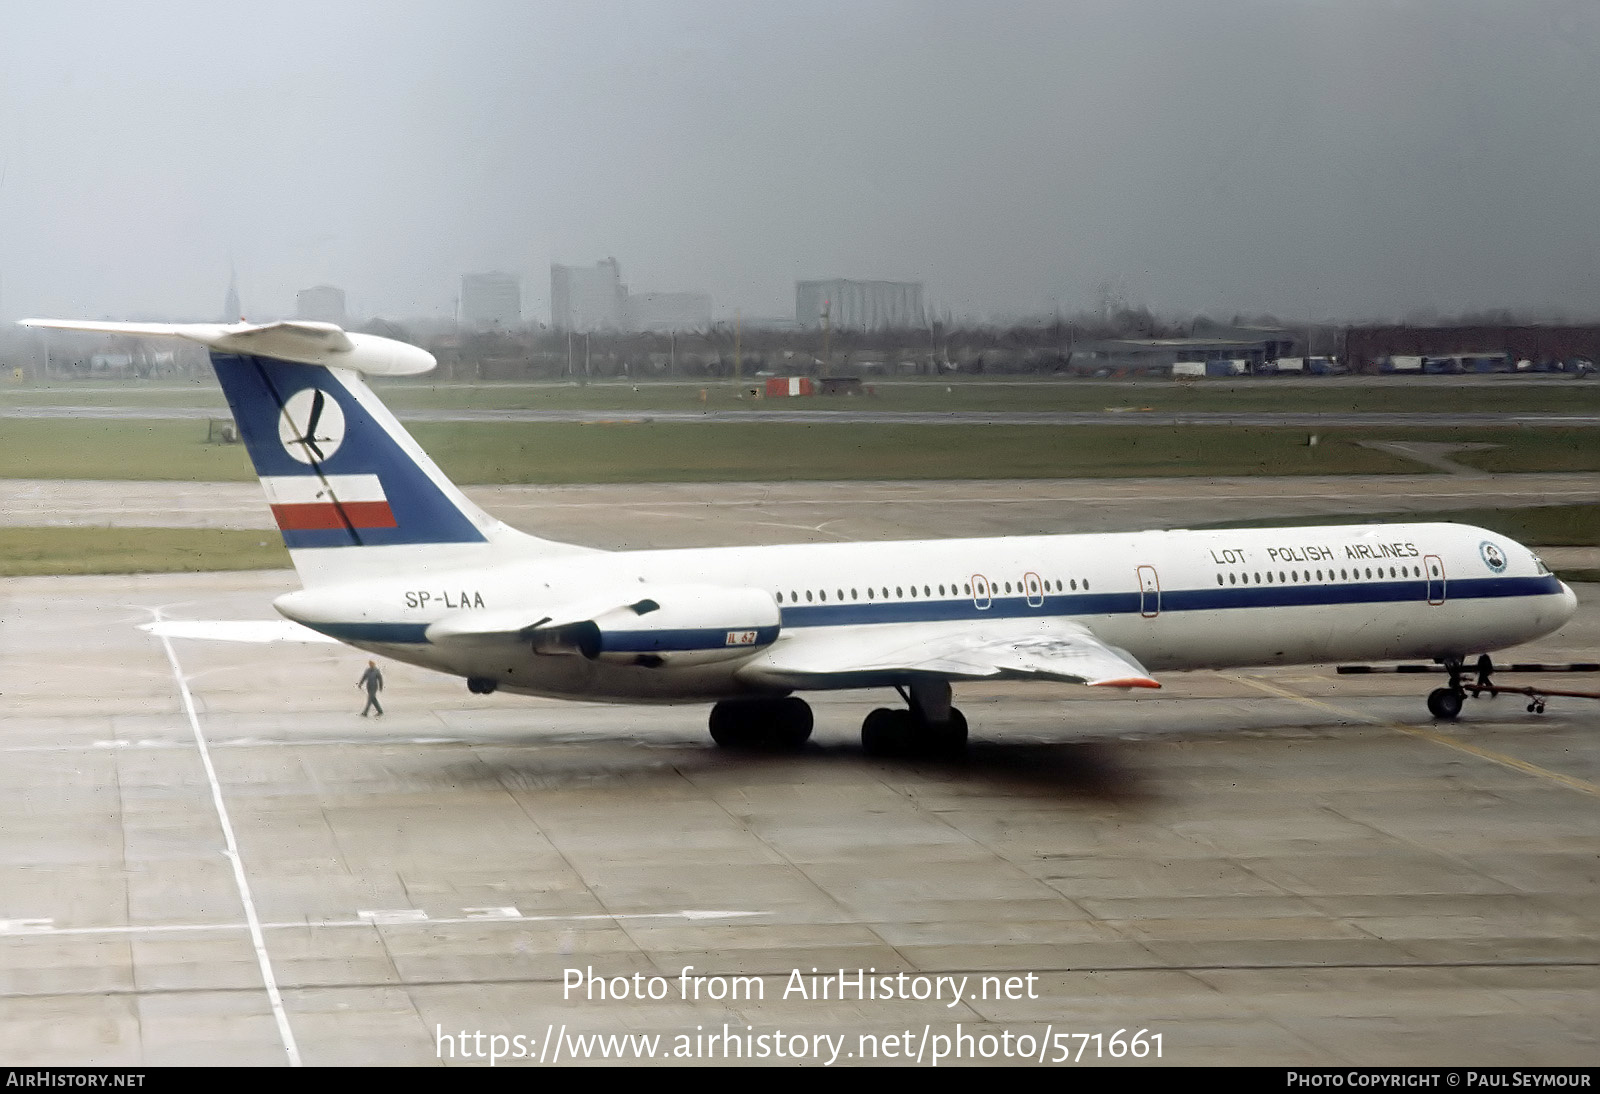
<box><xmin>429</xmin><ymin>734</ymin><xmax>1152</xmax><ymax>805</ymax></box>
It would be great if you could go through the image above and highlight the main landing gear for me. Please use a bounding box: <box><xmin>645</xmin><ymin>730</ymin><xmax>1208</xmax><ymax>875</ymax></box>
<box><xmin>706</xmin><ymin>681</ymin><xmax>972</xmax><ymax>757</ymax></box>
<box><xmin>861</xmin><ymin>680</ymin><xmax>968</xmax><ymax>758</ymax></box>
<box><xmin>708</xmin><ymin>697</ymin><xmax>813</xmax><ymax>751</ymax></box>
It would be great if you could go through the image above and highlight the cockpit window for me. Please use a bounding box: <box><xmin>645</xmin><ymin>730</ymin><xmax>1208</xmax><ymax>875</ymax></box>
<box><xmin>1533</xmin><ymin>555</ymin><xmax>1550</xmax><ymax>576</ymax></box>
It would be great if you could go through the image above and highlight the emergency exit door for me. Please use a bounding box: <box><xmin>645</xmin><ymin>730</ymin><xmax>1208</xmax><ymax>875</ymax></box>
<box><xmin>1425</xmin><ymin>554</ymin><xmax>1446</xmax><ymax>605</ymax></box>
<box><xmin>1137</xmin><ymin>565</ymin><xmax>1161</xmax><ymax>617</ymax></box>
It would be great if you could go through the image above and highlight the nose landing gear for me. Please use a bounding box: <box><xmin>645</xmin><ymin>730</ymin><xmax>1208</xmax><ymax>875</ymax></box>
<box><xmin>1426</xmin><ymin>685</ymin><xmax>1464</xmax><ymax>721</ymax></box>
<box><xmin>1340</xmin><ymin>656</ymin><xmax>1600</xmax><ymax>721</ymax></box>
<box><xmin>1424</xmin><ymin>656</ymin><xmax>1471</xmax><ymax>720</ymax></box>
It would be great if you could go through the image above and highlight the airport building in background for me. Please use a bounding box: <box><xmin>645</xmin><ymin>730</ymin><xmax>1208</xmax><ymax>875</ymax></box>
<box><xmin>552</xmin><ymin>258</ymin><xmax>711</xmax><ymax>332</ymax></box>
<box><xmin>551</xmin><ymin>259</ymin><xmax>625</xmax><ymax>331</ymax></box>
<box><xmin>460</xmin><ymin>271</ymin><xmax>522</xmax><ymax>329</ymax></box>
<box><xmin>295</xmin><ymin>284</ymin><xmax>346</xmax><ymax>325</ymax></box>
<box><xmin>796</xmin><ymin>279</ymin><xmax>925</xmax><ymax>330</ymax></box>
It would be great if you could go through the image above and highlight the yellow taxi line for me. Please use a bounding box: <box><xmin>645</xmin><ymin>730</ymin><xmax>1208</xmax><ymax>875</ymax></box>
<box><xmin>1235</xmin><ymin>675</ymin><xmax>1600</xmax><ymax>798</ymax></box>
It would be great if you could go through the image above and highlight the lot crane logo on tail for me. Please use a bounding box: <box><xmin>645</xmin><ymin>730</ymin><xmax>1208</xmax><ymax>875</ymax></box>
<box><xmin>278</xmin><ymin>387</ymin><xmax>346</xmax><ymax>464</ymax></box>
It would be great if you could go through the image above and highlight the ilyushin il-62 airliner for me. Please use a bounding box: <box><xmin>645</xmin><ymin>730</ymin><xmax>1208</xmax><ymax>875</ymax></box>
<box><xmin>19</xmin><ymin>319</ymin><xmax>1578</xmax><ymax>755</ymax></box>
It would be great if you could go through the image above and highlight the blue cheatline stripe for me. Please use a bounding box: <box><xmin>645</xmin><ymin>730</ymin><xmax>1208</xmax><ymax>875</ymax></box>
<box><xmin>599</xmin><ymin>625</ymin><xmax>781</xmax><ymax>654</ymax></box>
<box><xmin>306</xmin><ymin>622</ymin><xmax>783</xmax><ymax>651</ymax></box>
<box><xmin>305</xmin><ymin>575</ymin><xmax>1564</xmax><ymax>646</ymax></box>
<box><xmin>209</xmin><ymin>353</ymin><xmax>486</xmax><ymax>549</ymax></box>
<box><xmin>310</xmin><ymin>622</ymin><xmax>433</xmax><ymax>643</ymax></box>
<box><xmin>776</xmin><ymin>574</ymin><xmax>1564</xmax><ymax>629</ymax></box>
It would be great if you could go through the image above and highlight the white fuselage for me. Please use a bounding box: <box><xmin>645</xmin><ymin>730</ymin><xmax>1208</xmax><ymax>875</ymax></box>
<box><xmin>277</xmin><ymin>521</ymin><xmax>1577</xmax><ymax>703</ymax></box>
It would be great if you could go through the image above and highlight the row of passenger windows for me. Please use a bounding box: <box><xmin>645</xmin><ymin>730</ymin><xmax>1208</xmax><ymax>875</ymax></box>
<box><xmin>772</xmin><ymin>563</ymin><xmax>1435</xmax><ymax>603</ymax></box>
<box><xmin>774</xmin><ymin>576</ymin><xmax>1091</xmax><ymax>605</ymax></box>
<box><xmin>1215</xmin><ymin>564</ymin><xmax>1430</xmax><ymax>586</ymax></box>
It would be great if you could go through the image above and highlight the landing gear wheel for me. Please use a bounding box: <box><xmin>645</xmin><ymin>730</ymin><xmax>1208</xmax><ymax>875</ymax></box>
<box><xmin>466</xmin><ymin>676</ymin><xmax>497</xmax><ymax>695</ymax></box>
<box><xmin>862</xmin><ymin>708</ymin><xmax>913</xmax><ymax>757</ymax></box>
<box><xmin>862</xmin><ymin>707</ymin><xmax>968</xmax><ymax>757</ymax></box>
<box><xmin>1427</xmin><ymin>687</ymin><xmax>1464</xmax><ymax>721</ymax></box>
<box><xmin>709</xmin><ymin>702</ymin><xmax>747</xmax><ymax>748</ymax></box>
<box><xmin>771</xmin><ymin>697</ymin><xmax>814</xmax><ymax>749</ymax></box>
<box><xmin>926</xmin><ymin>708</ymin><xmax>969</xmax><ymax>756</ymax></box>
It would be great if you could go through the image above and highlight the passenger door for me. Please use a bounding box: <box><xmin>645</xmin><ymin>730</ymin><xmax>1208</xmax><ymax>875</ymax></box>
<box><xmin>1425</xmin><ymin>554</ymin><xmax>1446</xmax><ymax>605</ymax></box>
<box><xmin>1023</xmin><ymin>571</ymin><xmax>1045</xmax><ymax>608</ymax></box>
<box><xmin>972</xmin><ymin>574</ymin><xmax>992</xmax><ymax>611</ymax></box>
<box><xmin>1137</xmin><ymin>565</ymin><xmax>1160</xmax><ymax>618</ymax></box>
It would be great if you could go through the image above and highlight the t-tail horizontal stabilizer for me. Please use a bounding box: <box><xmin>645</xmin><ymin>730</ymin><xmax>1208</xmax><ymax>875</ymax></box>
<box><xmin>17</xmin><ymin>318</ymin><xmax>433</xmax><ymax>375</ymax></box>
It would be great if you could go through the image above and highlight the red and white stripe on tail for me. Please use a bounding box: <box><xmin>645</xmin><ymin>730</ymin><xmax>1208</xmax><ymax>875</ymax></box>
<box><xmin>261</xmin><ymin>474</ymin><xmax>397</xmax><ymax>532</ymax></box>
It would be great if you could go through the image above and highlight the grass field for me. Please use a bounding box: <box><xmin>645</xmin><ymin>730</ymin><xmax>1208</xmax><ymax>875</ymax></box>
<box><xmin>0</xmin><ymin>527</ymin><xmax>289</xmax><ymax>576</ymax></box>
<box><xmin>0</xmin><ymin>420</ymin><xmax>258</xmax><ymax>480</ymax></box>
<box><xmin>5</xmin><ymin>375</ymin><xmax>1590</xmax><ymax>577</ymax></box>
<box><xmin>383</xmin><ymin>378</ymin><xmax>1600</xmax><ymax>416</ymax></box>
<box><xmin>371</xmin><ymin>377</ymin><xmax>1600</xmax><ymax>417</ymax></box>
<box><xmin>3</xmin><ymin>376</ymin><xmax>1598</xmax><ymax>416</ymax></box>
<box><xmin>412</xmin><ymin>421</ymin><xmax>1441</xmax><ymax>482</ymax></box>
<box><xmin>1443</xmin><ymin>431</ymin><xmax>1600</xmax><ymax>474</ymax></box>
<box><xmin>3</xmin><ymin>417</ymin><xmax>1598</xmax><ymax>482</ymax></box>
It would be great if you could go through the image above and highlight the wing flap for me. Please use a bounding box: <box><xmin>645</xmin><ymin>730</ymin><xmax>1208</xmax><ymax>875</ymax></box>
<box><xmin>739</xmin><ymin>618</ymin><xmax>1158</xmax><ymax>689</ymax></box>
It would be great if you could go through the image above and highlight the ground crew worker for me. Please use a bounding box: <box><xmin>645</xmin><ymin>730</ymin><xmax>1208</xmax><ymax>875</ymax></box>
<box><xmin>358</xmin><ymin>660</ymin><xmax>384</xmax><ymax>717</ymax></box>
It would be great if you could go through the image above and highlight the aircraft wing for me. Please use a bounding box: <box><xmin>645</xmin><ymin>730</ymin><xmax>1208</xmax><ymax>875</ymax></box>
<box><xmin>738</xmin><ymin>618</ymin><xmax>1160</xmax><ymax>689</ymax></box>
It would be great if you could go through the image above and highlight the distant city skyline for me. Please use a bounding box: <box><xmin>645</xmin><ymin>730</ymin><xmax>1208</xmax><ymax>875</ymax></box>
<box><xmin>2</xmin><ymin>2</ymin><xmax>1596</xmax><ymax>326</ymax></box>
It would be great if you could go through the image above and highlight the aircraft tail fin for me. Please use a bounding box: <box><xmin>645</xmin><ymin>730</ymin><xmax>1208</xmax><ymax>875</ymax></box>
<box><xmin>18</xmin><ymin>319</ymin><xmax>591</xmax><ymax>586</ymax></box>
<box><xmin>211</xmin><ymin>351</ymin><xmax>590</xmax><ymax>585</ymax></box>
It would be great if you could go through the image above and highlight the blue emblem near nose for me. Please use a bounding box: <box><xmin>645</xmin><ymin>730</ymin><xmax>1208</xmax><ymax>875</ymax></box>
<box><xmin>1479</xmin><ymin>541</ymin><xmax>1507</xmax><ymax>573</ymax></box>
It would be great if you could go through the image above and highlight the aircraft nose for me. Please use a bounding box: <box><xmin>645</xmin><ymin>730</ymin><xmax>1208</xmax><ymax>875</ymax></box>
<box><xmin>1558</xmin><ymin>581</ymin><xmax>1579</xmax><ymax>625</ymax></box>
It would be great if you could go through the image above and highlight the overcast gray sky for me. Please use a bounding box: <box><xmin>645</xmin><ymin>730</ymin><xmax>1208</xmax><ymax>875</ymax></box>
<box><xmin>2</xmin><ymin>1</ymin><xmax>1597</xmax><ymax>325</ymax></box>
